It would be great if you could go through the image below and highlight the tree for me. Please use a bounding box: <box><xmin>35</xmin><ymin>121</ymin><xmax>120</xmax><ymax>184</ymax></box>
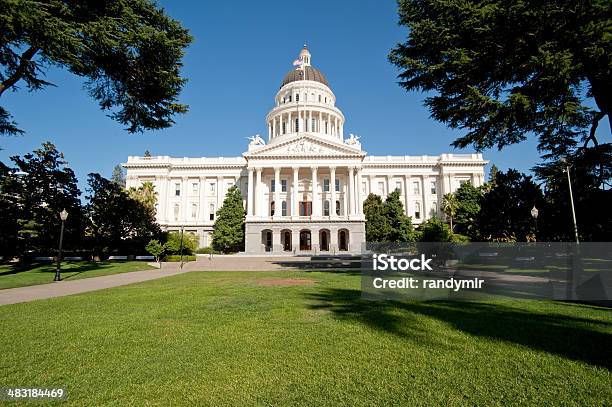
<box><xmin>146</xmin><ymin>239</ymin><xmax>165</xmax><ymax>264</ymax></box>
<box><xmin>164</xmin><ymin>231</ymin><xmax>198</xmax><ymax>255</ymax></box>
<box><xmin>363</xmin><ymin>193</ymin><xmax>390</xmax><ymax>242</ymax></box>
<box><xmin>11</xmin><ymin>142</ymin><xmax>84</xmax><ymax>257</ymax></box>
<box><xmin>128</xmin><ymin>181</ymin><xmax>157</xmax><ymax>213</ymax></box>
<box><xmin>85</xmin><ymin>173</ymin><xmax>160</xmax><ymax>257</ymax></box>
<box><xmin>419</xmin><ymin>216</ymin><xmax>454</xmax><ymax>242</ymax></box>
<box><xmin>477</xmin><ymin>169</ymin><xmax>543</xmax><ymax>242</ymax></box>
<box><xmin>144</xmin><ymin>150</ymin><xmax>152</xmax><ymax>158</ymax></box>
<box><xmin>111</xmin><ymin>165</ymin><xmax>126</xmax><ymax>188</ymax></box>
<box><xmin>211</xmin><ymin>185</ymin><xmax>245</xmax><ymax>253</ymax></box>
<box><xmin>0</xmin><ymin>161</ymin><xmax>21</xmax><ymax>258</ymax></box>
<box><xmin>0</xmin><ymin>0</ymin><xmax>193</xmax><ymax>135</ymax></box>
<box><xmin>441</xmin><ymin>193</ymin><xmax>459</xmax><ymax>231</ymax></box>
<box><xmin>383</xmin><ymin>190</ymin><xmax>416</xmax><ymax>242</ymax></box>
<box><xmin>390</xmin><ymin>1</ymin><xmax>611</xmax><ymax>188</ymax></box>
<box><xmin>453</xmin><ymin>182</ymin><xmax>484</xmax><ymax>240</ymax></box>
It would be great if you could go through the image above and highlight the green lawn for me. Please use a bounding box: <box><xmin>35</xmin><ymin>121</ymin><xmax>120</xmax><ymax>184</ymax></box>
<box><xmin>0</xmin><ymin>270</ymin><xmax>610</xmax><ymax>406</ymax></box>
<box><xmin>0</xmin><ymin>261</ymin><xmax>154</xmax><ymax>289</ymax></box>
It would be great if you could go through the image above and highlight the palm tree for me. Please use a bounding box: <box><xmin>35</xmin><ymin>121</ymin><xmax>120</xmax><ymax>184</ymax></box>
<box><xmin>128</xmin><ymin>181</ymin><xmax>157</xmax><ymax>213</ymax></box>
<box><xmin>441</xmin><ymin>193</ymin><xmax>459</xmax><ymax>232</ymax></box>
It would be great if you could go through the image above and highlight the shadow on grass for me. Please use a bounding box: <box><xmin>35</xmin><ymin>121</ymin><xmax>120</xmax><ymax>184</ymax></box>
<box><xmin>0</xmin><ymin>261</ymin><xmax>116</xmax><ymax>279</ymax></box>
<box><xmin>307</xmin><ymin>288</ymin><xmax>612</xmax><ymax>370</ymax></box>
<box><xmin>271</xmin><ymin>255</ymin><xmax>363</xmax><ymax>275</ymax></box>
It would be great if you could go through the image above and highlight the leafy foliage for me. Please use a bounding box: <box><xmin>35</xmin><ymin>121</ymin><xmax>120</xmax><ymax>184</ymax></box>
<box><xmin>145</xmin><ymin>239</ymin><xmax>164</xmax><ymax>263</ymax></box>
<box><xmin>9</xmin><ymin>142</ymin><xmax>84</xmax><ymax>257</ymax></box>
<box><xmin>0</xmin><ymin>0</ymin><xmax>193</xmax><ymax>134</ymax></box>
<box><xmin>164</xmin><ymin>231</ymin><xmax>198</xmax><ymax>255</ymax></box>
<box><xmin>477</xmin><ymin>169</ymin><xmax>543</xmax><ymax>242</ymax></box>
<box><xmin>128</xmin><ymin>181</ymin><xmax>157</xmax><ymax>213</ymax></box>
<box><xmin>363</xmin><ymin>193</ymin><xmax>390</xmax><ymax>242</ymax></box>
<box><xmin>441</xmin><ymin>193</ymin><xmax>459</xmax><ymax>231</ymax></box>
<box><xmin>85</xmin><ymin>173</ymin><xmax>160</xmax><ymax>256</ymax></box>
<box><xmin>453</xmin><ymin>182</ymin><xmax>484</xmax><ymax>239</ymax></box>
<box><xmin>418</xmin><ymin>216</ymin><xmax>454</xmax><ymax>242</ymax></box>
<box><xmin>111</xmin><ymin>165</ymin><xmax>126</xmax><ymax>187</ymax></box>
<box><xmin>212</xmin><ymin>185</ymin><xmax>245</xmax><ymax>253</ymax></box>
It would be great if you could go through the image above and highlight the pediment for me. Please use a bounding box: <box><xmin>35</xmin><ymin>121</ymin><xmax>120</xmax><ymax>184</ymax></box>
<box><xmin>244</xmin><ymin>134</ymin><xmax>365</xmax><ymax>158</ymax></box>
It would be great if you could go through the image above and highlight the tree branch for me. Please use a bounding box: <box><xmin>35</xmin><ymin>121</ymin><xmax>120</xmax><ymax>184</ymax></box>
<box><xmin>0</xmin><ymin>46</ymin><xmax>39</xmax><ymax>97</ymax></box>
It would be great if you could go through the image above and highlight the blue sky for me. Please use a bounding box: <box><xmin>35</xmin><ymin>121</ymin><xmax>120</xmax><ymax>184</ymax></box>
<box><xmin>1</xmin><ymin>1</ymin><xmax>607</xmax><ymax>194</ymax></box>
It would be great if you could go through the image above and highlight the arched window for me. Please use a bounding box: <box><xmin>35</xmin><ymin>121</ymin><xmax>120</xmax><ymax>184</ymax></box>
<box><xmin>191</xmin><ymin>203</ymin><xmax>197</xmax><ymax>219</ymax></box>
<box><xmin>270</xmin><ymin>201</ymin><xmax>275</xmax><ymax>216</ymax></box>
<box><xmin>323</xmin><ymin>200</ymin><xmax>330</xmax><ymax>216</ymax></box>
<box><xmin>295</xmin><ymin>94</ymin><xmax>299</xmax><ymax>102</ymax></box>
<box><xmin>209</xmin><ymin>204</ymin><xmax>215</xmax><ymax>221</ymax></box>
<box><xmin>336</xmin><ymin>200</ymin><xmax>341</xmax><ymax>215</ymax></box>
<box><xmin>415</xmin><ymin>202</ymin><xmax>421</xmax><ymax>219</ymax></box>
<box><xmin>318</xmin><ymin>94</ymin><xmax>322</xmax><ymax>102</ymax></box>
<box><xmin>173</xmin><ymin>204</ymin><xmax>180</xmax><ymax>221</ymax></box>
<box><xmin>281</xmin><ymin>201</ymin><xmax>287</xmax><ymax>216</ymax></box>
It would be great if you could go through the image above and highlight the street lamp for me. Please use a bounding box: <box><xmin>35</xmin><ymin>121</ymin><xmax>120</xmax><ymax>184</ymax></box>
<box><xmin>531</xmin><ymin>205</ymin><xmax>539</xmax><ymax>241</ymax></box>
<box><xmin>560</xmin><ymin>157</ymin><xmax>579</xmax><ymax>244</ymax></box>
<box><xmin>54</xmin><ymin>209</ymin><xmax>68</xmax><ymax>282</ymax></box>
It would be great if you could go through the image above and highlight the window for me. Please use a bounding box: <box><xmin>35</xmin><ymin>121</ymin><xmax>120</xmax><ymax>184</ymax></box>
<box><xmin>270</xmin><ymin>201</ymin><xmax>275</xmax><ymax>216</ymax></box>
<box><xmin>299</xmin><ymin>202</ymin><xmax>312</xmax><ymax>216</ymax></box>
<box><xmin>271</xmin><ymin>180</ymin><xmax>275</xmax><ymax>193</ymax></box>
<box><xmin>209</xmin><ymin>204</ymin><xmax>215</xmax><ymax>221</ymax></box>
<box><xmin>191</xmin><ymin>203</ymin><xmax>197</xmax><ymax>219</ymax></box>
<box><xmin>324</xmin><ymin>200</ymin><xmax>330</xmax><ymax>216</ymax></box>
<box><xmin>282</xmin><ymin>122</ymin><xmax>286</xmax><ymax>134</ymax></box>
<box><xmin>192</xmin><ymin>182</ymin><xmax>199</xmax><ymax>195</ymax></box>
<box><xmin>413</xmin><ymin>181</ymin><xmax>420</xmax><ymax>195</ymax></box>
<box><xmin>281</xmin><ymin>201</ymin><xmax>287</xmax><ymax>216</ymax></box>
<box><xmin>173</xmin><ymin>204</ymin><xmax>179</xmax><ymax>221</ymax></box>
<box><xmin>430</xmin><ymin>180</ymin><xmax>437</xmax><ymax>194</ymax></box>
<box><xmin>395</xmin><ymin>181</ymin><xmax>402</xmax><ymax>192</ymax></box>
<box><xmin>288</xmin><ymin>95</ymin><xmax>292</xmax><ymax>102</ymax></box>
<box><xmin>209</xmin><ymin>182</ymin><xmax>215</xmax><ymax>194</ymax></box>
<box><xmin>378</xmin><ymin>181</ymin><xmax>385</xmax><ymax>195</ymax></box>
<box><xmin>335</xmin><ymin>179</ymin><xmax>340</xmax><ymax>192</ymax></box>
<box><xmin>362</xmin><ymin>182</ymin><xmax>367</xmax><ymax>195</ymax></box>
<box><xmin>323</xmin><ymin>178</ymin><xmax>330</xmax><ymax>192</ymax></box>
<box><xmin>295</xmin><ymin>118</ymin><xmax>299</xmax><ymax>132</ymax></box>
<box><xmin>415</xmin><ymin>202</ymin><xmax>421</xmax><ymax>219</ymax></box>
<box><xmin>318</xmin><ymin>94</ymin><xmax>321</xmax><ymax>102</ymax></box>
<box><xmin>336</xmin><ymin>200</ymin><xmax>341</xmax><ymax>215</ymax></box>
<box><xmin>281</xmin><ymin>179</ymin><xmax>287</xmax><ymax>192</ymax></box>
<box><xmin>175</xmin><ymin>183</ymin><xmax>181</xmax><ymax>196</ymax></box>
<box><xmin>325</xmin><ymin>97</ymin><xmax>327</xmax><ymax>103</ymax></box>
<box><xmin>295</xmin><ymin>94</ymin><xmax>299</xmax><ymax>102</ymax></box>
<box><xmin>325</xmin><ymin>121</ymin><xmax>328</xmax><ymax>134</ymax></box>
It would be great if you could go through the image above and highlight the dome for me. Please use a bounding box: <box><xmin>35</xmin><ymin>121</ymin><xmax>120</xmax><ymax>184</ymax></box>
<box><xmin>280</xmin><ymin>66</ymin><xmax>329</xmax><ymax>88</ymax></box>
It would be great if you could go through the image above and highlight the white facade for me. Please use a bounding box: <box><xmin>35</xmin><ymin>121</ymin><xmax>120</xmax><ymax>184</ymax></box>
<box><xmin>124</xmin><ymin>46</ymin><xmax>487</xmax><ymax>254</ymax></box>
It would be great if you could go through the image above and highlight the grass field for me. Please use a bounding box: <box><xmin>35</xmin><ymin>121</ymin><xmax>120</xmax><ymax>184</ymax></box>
<box><xmin>0</xmin><ymin>261</ymin><xmax>154</xmax><ymax>290</ymax></box>
<box><xmin>0</xmin><ymin>270</ymin><xmax>610</xmax><ymax>406</ymax></box>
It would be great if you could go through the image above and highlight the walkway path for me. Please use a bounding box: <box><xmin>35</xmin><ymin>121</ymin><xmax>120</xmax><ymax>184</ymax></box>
<box><xmin>0</xmin><ymin>255</ymin><xmax>361</xmax><ymax>306</ymax></box>
<box><xmin>0</xmin><ymin>266</ymin><xmax>190</xmax><ymax>306</ymax></box>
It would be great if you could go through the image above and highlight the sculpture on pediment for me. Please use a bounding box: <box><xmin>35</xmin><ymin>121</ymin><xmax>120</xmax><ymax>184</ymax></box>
<box><xmin>287</xmin><ymin>140</ymin><xmax>323</xmax><ymax>154</ymax></box>
<box><xmin>345</xmin><ymin>133</ymin><xmax>361</xmax><ymax>147</ymax></box>
<box><xmin>247</xmin><ymin>134</ymin><xmax>266</xmax><ymax>148</ymax></box>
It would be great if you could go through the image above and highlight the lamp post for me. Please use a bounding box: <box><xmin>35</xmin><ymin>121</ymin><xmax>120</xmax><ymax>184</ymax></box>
<box><xmin>560</xmin><ymin>157</ymin><xmax>579</xmax><ymax>244</ymax></box>
<box><xmin>54</xmin><ymin>209</ymin><xmax>68</xmax><ymax>282</ymax></box>
<box><xmin>530</xmin><ymin>205</ymin><xmax>539</xmax><ymax>241</ymax></box>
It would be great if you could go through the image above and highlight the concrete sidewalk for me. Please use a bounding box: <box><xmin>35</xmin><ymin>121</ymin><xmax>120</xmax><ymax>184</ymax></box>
<box><xmin>0</xmin><ymin>266</ymin><xmax>190</xmax><ymax>306</ymax></box>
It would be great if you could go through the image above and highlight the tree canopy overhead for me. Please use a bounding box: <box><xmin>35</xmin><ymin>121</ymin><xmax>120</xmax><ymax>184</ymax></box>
<box><xmin>0</xmin><ymin>0</ymin><xmax>193</xmax><ymax>135</ymax></box>
<box><xmin>389</xmin><ymin>0</ymin><xmax>610</xmax><ymax>161</ymax></box>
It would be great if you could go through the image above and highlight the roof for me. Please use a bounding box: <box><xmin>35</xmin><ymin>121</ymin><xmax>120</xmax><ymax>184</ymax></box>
<box><xmin>280</xmin><ymin>66</ymin><xmax>329</xmax><ymax>88</ymax></box>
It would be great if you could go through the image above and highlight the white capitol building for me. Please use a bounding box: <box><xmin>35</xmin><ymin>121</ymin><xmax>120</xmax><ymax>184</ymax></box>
<box><xmin>124</xmin><ymin>46</ymin><xmax>487</xmax><ymax>254</ymax></box>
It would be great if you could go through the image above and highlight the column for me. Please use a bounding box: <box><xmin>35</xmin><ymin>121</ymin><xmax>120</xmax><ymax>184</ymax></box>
<box><xmin>199</xmin><ymin>176</ymin><xmax>206</xmax><ymax>222</ymax></box>
<box><xmin>157</xmin><ymin>175</ymin><xmax>167</xmax><ymax>223</ymax></box>
<box><xmin>216</xmin><ymin>176</ymin><xmax>223</xmax><ymax>214</ymax></box>
<box><xmin>422</xmin><ymin>175</ymin><xmax>429</xmax><ymax>219</ymax></box>
<box><xmin>273</xmin><ymin>167</ymin><xmax>281</xmax><ymax>219</ymax></box>
<box><xmin>311</xmin><ymin>166</ymin><xmax>318</xmax><ymax>217</ymax></box>
<box><xmin>247</xmin><ymin>169</ymin><xmax>254</xmax><ymax>216</ymax></box>
<box><xmin>340</xmin><ymin>120</ymin><xmax>343</xmax><ymax>139</ymax></box>
<box><xmin>404</xmin><ymin>175</ymin><xmax>411</xmax><ymax>216</ymax></box>
<box><xmin>348</xmin><ymin>167</ymin><xmax>354</xmax><ymax>216</ymax></box>
<box><xmin>386</xmin><ymin>175</ymin><xmax>391</xmax><ymax>198</ymax></box>
<box><xmin>292</xmin><ymin>167</ymin><xmax>299</xmax><ymax>217</ymax></box>
<box><xmin>181</xmin><ymin>177</ymin><xmax>188</xmax><ymax>222</ymax></box>
<box><xmin>355</xmin><ymin>167</ymin><xmax>363</xmax><ymax>215</ymax></box>
<box><xmin>255</xmin><ymin>168</ymin><xmax>262</xmax><ymax>216</ymax></box>
<box><xmin>318</xmin><ymin>111</ymin><xmax>322</xmax><ymax>134</ymax></box>
<box><xmin>330</xmin><ymin>166</ymin><xmax>336</xmax><ymax>218</ymax></box>
<box><xmin>308</xmin><ymin>110</ymin><xmax>312</xmax><ymax>132</ymax></box>
<box><xmin>268</xmin><ymin>122</ymin><xmax>271</xmax><ymax>139</ymax></box>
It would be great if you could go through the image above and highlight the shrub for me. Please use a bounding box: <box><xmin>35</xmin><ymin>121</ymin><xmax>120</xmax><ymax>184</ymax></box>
<box><xmin>195</xmin><ymin>247</ymin><xmax>219</xmax><ymax>254</ymax></box>
<box><xmin>419</xmin><ymin>217</ymin><xmax>453</xmax><ymax>242</ymax></box>
<box><xmin>164</xmin><ymin>255</ymin><xmax>196</xmax><ymax>262</ymax></box>
<box><xmin>164</xmin><ymin>232</ymin><xmax>198</xmax><ymax>255</ymax></box>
